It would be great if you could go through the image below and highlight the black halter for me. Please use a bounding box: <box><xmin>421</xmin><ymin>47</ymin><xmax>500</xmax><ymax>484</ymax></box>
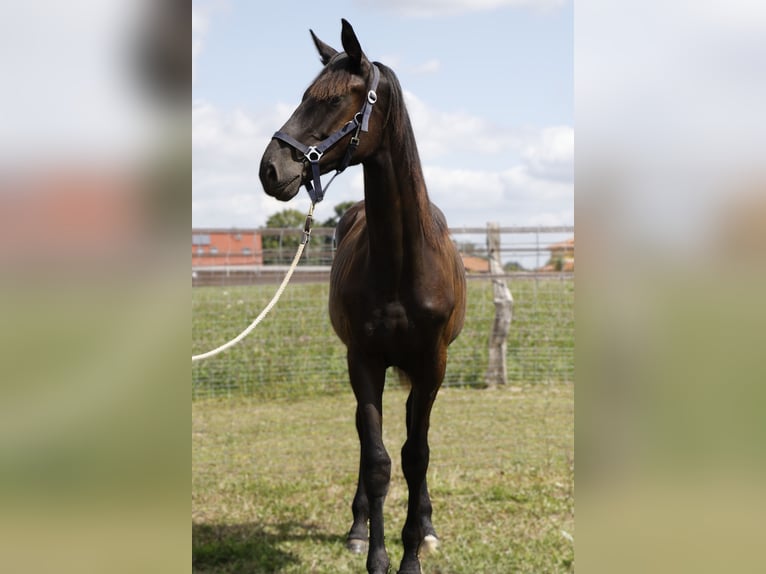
<box><xmin>271</xmin><ymin>64</ymin><xmax>380</xmax><ymax>204</ymax></box>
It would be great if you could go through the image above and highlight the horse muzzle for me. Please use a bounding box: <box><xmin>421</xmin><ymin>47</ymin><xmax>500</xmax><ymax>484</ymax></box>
<box><xmin>259</xmin><ymin>139</ymin><xmax>305</xmax><ymax>201</ymax></box>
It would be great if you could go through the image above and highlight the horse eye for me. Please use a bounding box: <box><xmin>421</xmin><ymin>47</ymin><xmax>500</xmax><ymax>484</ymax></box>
<box><xmin>329</xmin><ymin>95</ymin><xmax>343</xmax><ymax>106</ymax></box>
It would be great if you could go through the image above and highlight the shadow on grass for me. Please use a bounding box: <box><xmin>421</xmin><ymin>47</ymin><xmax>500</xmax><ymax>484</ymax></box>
<box><xmin>192</xmin><ymin>521</ymin><xmax>346</xmax><ymax>573</ymax></box>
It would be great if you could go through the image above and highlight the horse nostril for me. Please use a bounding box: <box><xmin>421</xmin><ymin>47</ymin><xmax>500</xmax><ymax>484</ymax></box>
<box><xmin>260</xmin><ymin>160</ymin><xmax>278</xmax><ymax>186</ymax></box>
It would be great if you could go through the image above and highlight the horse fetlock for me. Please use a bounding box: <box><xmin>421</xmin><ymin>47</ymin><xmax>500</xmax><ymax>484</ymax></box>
<box><xmin>396</xmin><ymin>556</ymin><xmax>422</xmax><ymax>574</ymax></box>
<box><xmin>420</xmin><ymin>534</ymin><xmax>439</xmax><ymax>556</ymax></box>
<box><xmin>367</xmin><ymin>548</ymin><xmax>391</xmax><ymax>574</ymax></box>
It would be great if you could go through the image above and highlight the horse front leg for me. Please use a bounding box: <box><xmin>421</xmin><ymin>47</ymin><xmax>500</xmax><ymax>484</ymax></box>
<box><xmin>348</xmin><ymin>353</ymin><xmax>391</xmax><ymax>574</ymax></box>
<box><xmin>398</xmin><ymin>359</ymin><xmax>444</xmax><ymax>574</ymax></box>
<box><xmin>404</xmin><ymin>392</ymin><xmax>439</xmax><ymax>551</ymax></box>
<box><xmin>347</xmin><ymin>407</ymin><xmax>370</xmax><ymax>554</ymax></box>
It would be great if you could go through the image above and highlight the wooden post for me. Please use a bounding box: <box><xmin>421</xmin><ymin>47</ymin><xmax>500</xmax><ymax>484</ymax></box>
<box><xmin>485</xmin><ymin>222</ymin><xmax>513</xmax><ymax>388</ymax></box>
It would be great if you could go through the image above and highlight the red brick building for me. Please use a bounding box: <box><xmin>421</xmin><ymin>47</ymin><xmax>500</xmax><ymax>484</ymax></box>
<box><xmin>461</xmin><ymin>255</ymin><xmax>490</xmax><ymax>273</ymax></box>
<box><xmin>192</xmin><ymin>229</ymin><xmax>263</xmax><ymax>266</ymax></box>
<box><xmin>541</xmin><ymin>237</ymin><xmax>574</xmax><ymax>272</ymax></box>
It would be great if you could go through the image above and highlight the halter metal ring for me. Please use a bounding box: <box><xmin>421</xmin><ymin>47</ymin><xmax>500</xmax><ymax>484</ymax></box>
<box><xmin>305</xmin><ymin>146</ymin><xmax>323</xmax><ymax>162</ymax></box>
<box><xmin>367</xmin><ymin>90</ymin><xmax>378</xmax><ymax>104</ymax></box>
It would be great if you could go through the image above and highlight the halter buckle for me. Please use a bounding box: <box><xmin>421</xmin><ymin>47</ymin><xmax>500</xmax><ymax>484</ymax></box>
<box><xmin>305</xmin><ymin>146</ymin><xmax>323</xmax><ymax>163</ymax></box>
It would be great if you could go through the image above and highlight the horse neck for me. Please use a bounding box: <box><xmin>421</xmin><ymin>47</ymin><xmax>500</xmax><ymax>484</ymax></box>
<box><xmin>361</xmin><ymin>132</ymin><xmax>437</xmax><ymax>287</ymax></box>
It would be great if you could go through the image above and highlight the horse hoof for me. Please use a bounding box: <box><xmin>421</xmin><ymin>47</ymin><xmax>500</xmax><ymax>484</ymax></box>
<box><xmin>420</xmin><ymin>534</ymin><xmax>439</xmax><ymax>555</ymax></box>
<box><xmin>346</xmin><ymin>538</ymin><xmax>368</xmax><ymax>554</ymax></box>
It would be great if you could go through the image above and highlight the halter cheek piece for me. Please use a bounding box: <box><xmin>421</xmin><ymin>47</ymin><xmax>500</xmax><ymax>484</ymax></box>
<box><xmin>271</xmin><ymin>64</ymin><xmax>380</xmax><ymax>204</ymax></box>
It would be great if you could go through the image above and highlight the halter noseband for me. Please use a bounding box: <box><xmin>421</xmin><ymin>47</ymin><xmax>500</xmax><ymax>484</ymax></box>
<box><xmin>271</xmin><ymin>64</ymin><xmax>380</xmax><ymax>204</ymax></box>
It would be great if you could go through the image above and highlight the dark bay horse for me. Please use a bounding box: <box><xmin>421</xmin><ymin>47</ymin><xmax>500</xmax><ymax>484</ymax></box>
<box><xmin>259</xmin><ymin>20</ymin><xmax>466</xmax><ymax>574</ymax></box>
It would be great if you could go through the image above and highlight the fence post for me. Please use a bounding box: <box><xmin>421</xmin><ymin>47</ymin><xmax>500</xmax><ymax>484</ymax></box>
<box><xmin>485</xmin><ymin>222</ymin><xmax>513</xmax><ymax>388</ymax></box>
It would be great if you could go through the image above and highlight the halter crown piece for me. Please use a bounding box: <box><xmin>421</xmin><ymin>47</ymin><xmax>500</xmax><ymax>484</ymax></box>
<box><xmin>272</xmin><ymin>64</ymin><xmax>380</xmax><ymax>204</ymax></box>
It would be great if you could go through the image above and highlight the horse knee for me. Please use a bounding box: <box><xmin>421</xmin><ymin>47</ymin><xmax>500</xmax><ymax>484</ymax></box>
<box><xmin>362</xmin><ymin>446</ymin><xmax>391</xmax><ymax>497</ymax></box>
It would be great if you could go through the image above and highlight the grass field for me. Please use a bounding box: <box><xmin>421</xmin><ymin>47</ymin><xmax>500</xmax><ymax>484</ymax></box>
<box><xmin>192</xmin><ymin>277</ymin><xmax>573</xmax><ymax>399</ymax></box>
<box><xmin>192</xmin><ymin>383</ymin><xmax>574</xmax><ymax>573</ymax></box>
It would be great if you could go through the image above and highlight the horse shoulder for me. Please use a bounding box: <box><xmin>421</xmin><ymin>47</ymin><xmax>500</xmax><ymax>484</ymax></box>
<box><xmin>413</xmin><ymin>204</ymin><xmax>467</xmax><ymax>336</ymax></box>
<box><xmin>334</xmin><ymin>200</ymin><xmax>365</xmax><ymax>247</ymax></box>
<box><xmin>329</xmin><ymin>202</ymin><xmax>368</xmax><ymax>341</ymax></box>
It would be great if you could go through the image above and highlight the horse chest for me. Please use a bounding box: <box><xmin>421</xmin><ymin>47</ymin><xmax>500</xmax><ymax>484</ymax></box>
<box><xmin>359</xmin><ymin>295</ymin><xmax>449</xmax><ymax>351</ymax></box>
<box><xmin>362</xmin><ymin>301</ymin><xmax>410</xmax><ymax>340</ymax></box>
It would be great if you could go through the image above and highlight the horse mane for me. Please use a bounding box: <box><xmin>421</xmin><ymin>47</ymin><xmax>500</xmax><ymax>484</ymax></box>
<box><xmin>375</xmin><ymin>62</ymin><xmax>441</xmax><ymax>247</ymax></box>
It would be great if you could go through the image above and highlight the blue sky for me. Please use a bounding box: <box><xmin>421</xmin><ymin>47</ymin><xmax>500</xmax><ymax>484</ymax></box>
<box><xmin>192</xmin><ymin>0</ymin><xmax>573</xmax><ymax>229</ymax></box>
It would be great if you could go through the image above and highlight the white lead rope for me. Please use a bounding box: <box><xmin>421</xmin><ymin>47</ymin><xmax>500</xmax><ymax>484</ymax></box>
<box><xmin>192</xmin><ymin>203</ymin><xmax>315</xmax><ymax>362</ymax></box>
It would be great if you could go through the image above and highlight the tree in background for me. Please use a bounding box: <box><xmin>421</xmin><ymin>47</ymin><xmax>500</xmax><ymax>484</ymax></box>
<box><xmin>266</xmin><ymin>209</ymin><xmax>305</xmax><ymax>229</ymax></box>
<box><xmin>262</xmin><ymin>203</ymin><xmax>357</xmax><ymax>265</ymax></box>
<box><xmin>504</xmin><ymin>261</ymin><xmax>526</xmax><ymax>272</ymax></box>
<box><xmin>456</xmin><ymin>240</ymin><xmax>478</xmax><ymax>256</ymax></box>
<box><xmin>321</xmin><ymin>200</ymin><xmax>356</xmax><ymax>227</ymax></box>
<box><xmin>262</xmin><ymin>209</ymin><xmax>305</xmax><ymax>264</ymax></box>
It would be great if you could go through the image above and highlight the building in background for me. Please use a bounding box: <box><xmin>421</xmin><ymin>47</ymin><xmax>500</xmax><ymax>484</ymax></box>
<box><xmin>192</xmin><ymin>229</ymin><xmax>263</xmax><ymax>267</ymax></box>
<box><xmin>461</xmin><ymin>255</ymin><xmax>490</xmax><ymax>273</ymax></box>
<box><xmin>541</xmin><ymin>237</ymin><xmax>574</xmax><ymax>272</ymax></box>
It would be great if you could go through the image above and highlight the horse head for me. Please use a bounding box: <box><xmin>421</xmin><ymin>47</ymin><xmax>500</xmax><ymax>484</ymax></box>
<box><xmin>259</xmin><ymin>19</ymin><xmax>385</xmax><ymax>202</ymax></box>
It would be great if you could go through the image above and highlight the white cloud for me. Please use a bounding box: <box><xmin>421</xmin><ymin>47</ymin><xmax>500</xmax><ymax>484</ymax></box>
<box><xmin>404</xmin><ymin>91</ymin><xmax>573</xmax><ymax>186</ymax></box>
<box><xmin>410</xmin><ymin>59</ymin><xmax>442</xmax><ymax>75</ymax></box>
<box><xmin>193</xmin><ymin>100</ymin><xmax>286</xmax><ymax>227</ymax></box>
<box><xmin>193</xmin><ymin>101</ymin><xmax>271</xmax><ymax>167</ymax></box>
<box><xmin>404</xmin><ymin>91</ymin><xmax>522</xmax><ymax>159</ymax></box>
<box><xmin>519</xmin><ymin>126</ymin><xmax>574</xmax><ymax>182</ymax></box>
<box><xmin>423</xmin><ymin>164</ymin><xmax>572</xmax><ymax>228</ymax></box>
<box><xmin>401</xmin><ymin>91</ymin><xmax>572</xmax><ymax>226</ymax></box>
<box><xmin>355</xmin><ymin>0</ymin><xmax>567</xmax><ymax>18</ymax></box>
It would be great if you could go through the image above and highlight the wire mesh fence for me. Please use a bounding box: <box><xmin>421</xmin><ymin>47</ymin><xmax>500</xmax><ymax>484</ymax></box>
<box><xmin>192</xmin><ymin>226</ymin><xmax>573</xmax><ymax>399</ymax></box>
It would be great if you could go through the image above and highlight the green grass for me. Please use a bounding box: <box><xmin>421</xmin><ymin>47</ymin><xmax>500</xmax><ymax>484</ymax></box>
<box><xmin>192</xmin><ymin>383</ymin><xmax>574</xmax><ymax>573</ymax></box>
<box><xmin>192</xmin><ymin>277</ymin><xmax>573</xmax><ymax>399</ymax></box>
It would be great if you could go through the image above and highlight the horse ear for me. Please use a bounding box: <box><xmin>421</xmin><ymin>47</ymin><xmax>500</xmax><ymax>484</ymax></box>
<box><xmin>310</xmin><ymin>30</ymin><xmax>338</xmax><ymax>65</ymax></box>
<box><xmin>340</xmin><ymin>19</ymin><xmax>366</xmax><ymax>71</ymax></box>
